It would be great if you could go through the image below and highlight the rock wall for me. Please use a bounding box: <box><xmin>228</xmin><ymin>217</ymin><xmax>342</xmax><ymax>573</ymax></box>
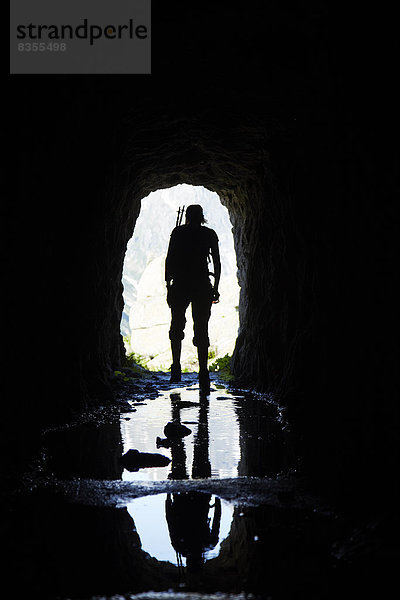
<box><xmin>7</xmin><ymin>4</ymin><xmax>396</xmax><ymax>507</ymax></box>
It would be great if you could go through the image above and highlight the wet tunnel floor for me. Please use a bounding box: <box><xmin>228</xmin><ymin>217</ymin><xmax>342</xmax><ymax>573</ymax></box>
<box><xmin>4</xmin><ymin>372</ymin><xmax>390</xmax><ymax>599</ymax></box>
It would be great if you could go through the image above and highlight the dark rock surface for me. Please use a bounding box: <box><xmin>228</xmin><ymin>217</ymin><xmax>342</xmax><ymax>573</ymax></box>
<box><xmin>121</xmin><ymin>449</ymin><xmax>171</xmax><ymax>472</ymax></box>
<box><xmin>6</xmin><ymin>3</ymin><xmax>397</xmax><ymax>524</ymax></box>
<box><xmin>164</xmin><ymin>421</ymin><xmax>192</xmax><ymax>439</ymax></box>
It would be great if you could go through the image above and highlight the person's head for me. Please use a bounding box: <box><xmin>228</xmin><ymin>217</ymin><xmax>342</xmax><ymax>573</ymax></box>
<box><xmin>185</xmin><ymin>204</ymin><xmax>206</xmax><ymax>225</ymax></box>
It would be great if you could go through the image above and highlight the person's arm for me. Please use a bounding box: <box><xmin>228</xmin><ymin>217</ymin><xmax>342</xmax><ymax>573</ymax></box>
<box><xmin>165</xmin><ymin>229</ymin><xmax>176</xmax><ymax>288</ymax></box>
<box><xmin>165</xmin><ymin>255</ymin><xmax>171</xmax><ymax>289</ymax></box>
<box><xmin>210</xmin><ymin>235</ymin><xmax>221</xmax><ymax>301</ymax></box>
<box><xmin>165</xmin><ymin>252</ymin><xmax>171</xmax><ymax>289</ymax></box>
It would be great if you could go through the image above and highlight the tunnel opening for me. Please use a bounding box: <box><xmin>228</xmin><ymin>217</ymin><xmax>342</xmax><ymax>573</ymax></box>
<box><xmin>120</xmin><ymin>184</ymin><xmax>240</xmax><ymax>374</ymax></box>
<box><xmin>113</xmin><ymin>163</ymin><xmax>290</xmax><ymax>399</ymax></box>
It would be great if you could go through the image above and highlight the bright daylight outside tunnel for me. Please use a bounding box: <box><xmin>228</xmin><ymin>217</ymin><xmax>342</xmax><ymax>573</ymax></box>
<box><xmin>120</xmin><ymin>184</ymin><xmax>240</xmax><ymax>373</ymax></box>
<box><xmin>7</xmin><ymin>3</ymin><xmax>396</xmax><ymax>600</ymax></box>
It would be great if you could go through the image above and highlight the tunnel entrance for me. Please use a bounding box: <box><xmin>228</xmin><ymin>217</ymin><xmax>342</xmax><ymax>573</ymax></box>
<box><xmin>120</xmin><ymin>184</ymin><xmax>240</xmax><ymax>372</ymax></box>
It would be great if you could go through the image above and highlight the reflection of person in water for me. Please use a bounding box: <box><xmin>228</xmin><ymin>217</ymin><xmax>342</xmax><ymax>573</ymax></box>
<box><xmin>168</xmin><ymin>393</ymin><xmax>189</xmax><ymax>480</ymax></box>
<box><xmin>165</xmin><ymin>392</ymin><xmax>211</xmax><ymax>480</ymax></box>
<box><xmin>166</xmin><ymin>492</ymin><xmax>221</xmax><ymax>573</ymax></box>
<box><xmin>192</xmin><ymin>398</ymin><xmax>211</xmax><ymax>479</ymax></box>
<box><xmin>165</xmin><ymin>204</ymin><xmax>221</xmax><ymax>392</ymax></box>
<box><xmin>165</xmin><ymin>392</ymin><xmax>221</xmax><ymax>572</ymax></box>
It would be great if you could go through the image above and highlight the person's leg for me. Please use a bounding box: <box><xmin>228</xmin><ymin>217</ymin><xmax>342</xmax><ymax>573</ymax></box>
<box><xmin>192</xmin><ymin>286</ymin><xmax>213</xmax><ymax>348</ymax></box>
<box><xmin>197</xmin><ymin>344</ymin><xmax>210</xmax><ymax>394</ymax></box>
<box><xmin>197</xmin><ymin>343</ymin><xmax>208</xmax><ymax>372</ymax></box>
<box><xmin>169</xmin><ymin>311</ymin><xmax>184</xmax><ymax>382</ymax></box>
<box><xmin>171</xmin><ymin>339</ymin><xmax>182</xmax><ymax>367</ymax></box>
<box><xmin>168</xmin><ymin>287</ymin><xmax>190</xmax><ymax>382</ymax></box>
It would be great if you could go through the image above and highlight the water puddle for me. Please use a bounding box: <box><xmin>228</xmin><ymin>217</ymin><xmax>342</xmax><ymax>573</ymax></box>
<box><xmin>120</xmin><ymin>384</ymin><xmax>242</xmax><ymax>482</ymax></box>
<box><xmin>127</xmin><ymin>493</ymin><xmax>234</xmax><ymax>567</ymax></box>
<box><xmin>19</xmin><ymin>375</ymin><xmax>322</xmax><ymax>599</ymax></box>
<box><xmin>40</xmin><ymin>376</ymin><xmax>295</xmax><ymax>487</ymax></box>
<box><xmin>118</xmin><ymin>380</ymin><xmax>293</xmax><ymax>483</ymax></box>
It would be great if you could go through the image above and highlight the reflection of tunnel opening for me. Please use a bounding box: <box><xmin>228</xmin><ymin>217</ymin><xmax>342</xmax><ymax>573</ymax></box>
<box><xmin>120</xmin><ymin>184</ymin><xmax>240</xmax><ymax>372</ymax></box>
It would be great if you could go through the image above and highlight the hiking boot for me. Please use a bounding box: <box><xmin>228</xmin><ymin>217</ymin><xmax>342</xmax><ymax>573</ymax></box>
<box><xmin>199</xmin><ymin>369</ymin><xmax>210</xmax><ymax>394</ymax></box>
<box><xmin>170</xmin><ymin>363</ymin><xmax>181</xmax><ymax>383</ymax></box>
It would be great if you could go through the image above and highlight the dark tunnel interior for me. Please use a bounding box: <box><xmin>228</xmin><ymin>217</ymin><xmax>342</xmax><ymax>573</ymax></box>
<box><xmin>5</xmin><ymin>3</ymin><xmax>397</xmax><ymax>598</ymax></box>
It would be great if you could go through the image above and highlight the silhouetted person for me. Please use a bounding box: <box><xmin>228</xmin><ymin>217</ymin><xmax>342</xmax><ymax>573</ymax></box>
<box><xmin>165</xmin><ymin>204</ymin><xmax>221</xmax><ymax>391</ymax></box>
